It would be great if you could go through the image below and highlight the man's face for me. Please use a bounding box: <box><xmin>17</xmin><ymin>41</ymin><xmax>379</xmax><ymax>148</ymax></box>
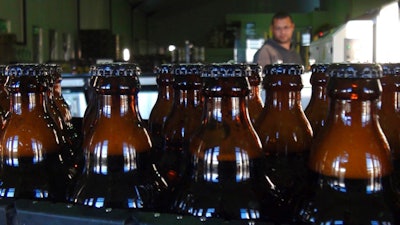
<box><xmin>271</xmin><ymin>17</ymin><xmax>295</xmax><ymax>44</ymax></box>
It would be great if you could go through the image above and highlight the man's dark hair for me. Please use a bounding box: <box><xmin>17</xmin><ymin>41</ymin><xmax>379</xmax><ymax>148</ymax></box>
<box><xmin>271</xmin><ymin>12</ymin><xmax>294</xmax><ymax>25</ymax></box>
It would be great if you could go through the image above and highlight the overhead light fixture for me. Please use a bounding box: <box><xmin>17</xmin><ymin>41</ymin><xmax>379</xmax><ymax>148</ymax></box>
<box><xmin>168</xmin><ymin>45</ymin><xmax>176</xmax><ymax>52</ymax></box>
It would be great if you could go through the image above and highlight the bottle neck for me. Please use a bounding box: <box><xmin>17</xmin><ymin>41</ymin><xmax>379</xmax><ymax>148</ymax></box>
<box><xmin>379</xmin><ymin>76</ymin><xmax>400</xmax><ymax>112</ymax></box>
<box><xmin>202</xmin><ymin>77</ymin><xmax>252</xmax><ymax>125</ymax></box>
<box><xmin>265</xmin><ymin>90</ymin><xmax>302</xmax><ymax>110</ymax></box>
<box><xmin>327</xmin><ymin>78</ymin><xmax>382</xmax><ymax>122</ymax></box>
<box><xmin>53</xmin><ymin>80</ymin><xmax>63</xmax><ymax>98</ymax></box>
<box><xmin>97</xmin><ymin>94</ymin><xmax>140</xmax><ymax>119</ymax></box>
<box><xmin>10</xmin><ymin>91</ymin><xmax>47</xmax><ymax>115</ymax></box>
<box><xmin>158</xmin><ymin>85</ymin><xmax>174</xmax><ymax>101</ymax></box>
<box><xmin>263</xmin><ymin>75</ymin><xmax>303</xmax><ymax>111</ymax></box>
<box><xmin>249</xmin><ymin>85</ymin><xmax>262</xmax><ymax>101</ymax></box>
<box><xmin>309</xmin><ymin>85</ymin><xmax>328</xmax><ymax>102</ymax></box>
<box><xmin>204</xmin><ymin>95</ymin><xmax>249</xmax><ymax>124</ymax></box>
<box><xmin>329</xmin><ymin>99</ymin><xmax>376</xmax><ymax>126</ymax></box>
<box><xmin>173</xmin><ymin>88</ymin><xmax>202</xmax><ymax>107</ymax></box>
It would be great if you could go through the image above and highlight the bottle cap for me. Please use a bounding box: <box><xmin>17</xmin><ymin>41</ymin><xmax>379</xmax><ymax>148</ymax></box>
<box><xmin>311</xmin><ymin>64</ymin><xmax>328</xmax><ymax>73</ymax></box>
<box><xmin>44</xmin><ymin>64</ymin><xmax>62</xmax><ymax>74</ymax></box>
<box><xmin>173</xmin><ymin>63</ymin><xmax>203</xmax><ymax>75</ymax></box>
<box><xmin>328</xmin><ymin>63</ymin><xmax>382</xmax><ymax>78</ymax></box>
<box><xmin>380</xmin><ymin>63</ymin><xmax>400</xmax><ymax>76</ymax></box>
<box><xmin>248</xmin><ymin>63</ymin><xmax>262</xmax><ymax>74</ymax></box>
<box><xmin>201</xmin><ymin>63</ymin><xmax>250</xmax><ymax>78</ymax></box>
<box><xmin>5</xmin><ymin>64</ymin><xmax>48</xmax><ymax>90</ymax></box>
<box><xmin>247</xmin><ymin>63</ymin><xmax>262</xmax><ymax>85</ymax></box>
<box><xmin>5</xmin><ymin>63</ymin><xmax>46</xmax><ymax>76</ymax></box>
<box><xmin>154</xmin><ymin>64</ymin><xmax>174</xmax><ymax>74</ymax></box>
<box><xmin>263</xmin><ymin>64</ymin><xmax>304</xmax><ymax>76</ymax></box>
<box><xmin>89</xmin><ymin>63</ymin><xmax>141</xmax><ymax>77</ymax></box>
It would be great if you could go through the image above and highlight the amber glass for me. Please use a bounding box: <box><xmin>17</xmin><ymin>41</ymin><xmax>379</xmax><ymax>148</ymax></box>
<box><xmin>158</xmin><ymin>63</ymin><xmax>203</xmax><ymax>188</ymax></box>
<box><xmin>254</xmin><ymin>64</ymin><xmax>313</xmax><ymax>223</ymax></box>
<box><xmin>46</xmin><ymin>64</ymin><xmax>73</xmax><ymax>123</ymax></box>
<box><xmin>70</xmin><ymin>63</ymin><xmax>167</xmax><ymax>210</ymax></box>
<box><xmin>378</xmin><ymin>63</ymin><xmax>400</xmax><ymax>190</ymax></box>
<box><xmin>0</xmin><ymin>65</ymin><xmax>9</xmax><ymax>127</ymax></box>
<box><xmin>0</xmin><ymin>65</ymin><xmax>9</xmax><ymax>115</ymax></box>
<box><xmin>247</xmin><ymin>63</ymin><xmax>264</xmax><ymax>124</ymax></box>
<box><xmin>82</xmin><ymin>72</ymin><xmax>99</xmax><ymax>138</ymax></box>
<box><xmin>44</xmin><ymin>64</ymin><xmax>82</xmax><ymax>174</ymax></box>
<box><xmin>0</xmin><ymin>64</ymin><xmax>76</xmax><ymax>202</ymax></box>
<box><xmin>171</xmin><ymin>64</ymin><xmax>278</xmax><ymax>222</ymax></box>
<box><xmin>296</xmin><ymin>63</ymin><xmax>399</xmax><ymax>224</ymax></box>
<box><xmin>304</xmin><ymin>64</ymin><xmax>329</xmax><ymax>137</ymax></box>
<box><xmin>148</xmin><ymin>64</ymin><xmax>174</xmax><ymax>162</ymax></box>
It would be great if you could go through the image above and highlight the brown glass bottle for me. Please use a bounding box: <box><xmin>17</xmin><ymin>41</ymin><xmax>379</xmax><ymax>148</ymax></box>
<box><xmin>378</xmin><ymin>63</ymin><xmax>400</xmax><ymax>190</ymax></box>
<box><xmin>171</xmin><ymin>63</ymin><xmax>279</xmax><ymax>222</ymax></box>
<box><xmin>82</xmin><ymin>69</ymin><xmax>99</xmax><ymax>139</ymax></box>
<box><xmin>158</xmin><ymin>63</ymin><xmax>203</xmax><ymax>188</ymax></box>
<box><xmin>0</xmin><ymin>65</ymin><xmax>9</xmax><ymax>115</ymax></box>
<box><xmin>296</xmin><ymin>63</ymin><xmax>399</xmax><ymax>224</ymax></box>
<box><xmin>253</xmin><ymin>64</ymin><xmax>313</xmax><ymax>223</ymax></box>
<box><xmin>46</xmin><ymin>64</ymin><xmax>73</xmax><ymax>124</ymax></box>
<box><xmin>44</xmin><ymin>64</ymin><xmax>82</xmax><ymax>176</ymax></box>
<box><xmin>0</xmin><ymin>64</ymin><xmax>76</xmax><ymax>202</ymax></box>
<box><xmin>0</xmin><ymin>65</ymin><xmax>9</xmax><ymax>128</ymax></box>
<box><xmin>70</xmin><ymin>63</ymin><xmax>167</xmax><ymax>210</ymax></box>
<box><xmin>247</xmin><ymin>63</ymin><xmax>264</xmax><ymax>124</ymax></box>
<box><xmin>304</xmin><ymin>64</ymin><xmax>329</xmax><ymax>137</ymax></box>
<box><xmin>148</xmin><ymin>64</ymin><xmax>174</xmax><ymax>162</ymax></box>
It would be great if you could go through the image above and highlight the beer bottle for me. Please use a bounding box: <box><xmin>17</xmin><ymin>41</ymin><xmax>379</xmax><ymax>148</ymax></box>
<box><xmin>0</xmin><ymin>65</ymin><xmax>9</xmax><ymax>127</ymax></box>
<box><xmin>304</xmin><ymin>64</ymin><xmax>329</xmax><ymax>137</ymax></box>
<box><xmin>296</xmin><ymin>63</ymin><xmax>399</xmax><ymax>224</ymax></box>
<box><xmin>158</xmin><ymin>63</ymin><xmax>203</xmax><ymax>188</ymax></box>
<box><xmin>44</xmin><ymin>64</ymin><xmax>82</xmax><ymax>176</ymax></box>
<box><xmin>0</xmin><ymin>64</ymin><xmax>76</xmax><ymax>202</ymax></box>
<box><xmin>253</xmin><ymin>63</ymin><xmax>313</xmax><ymax>223</ymax></box>
<box><xmin>46</xmin><ymin>64</ymin><xmax>73</xmax><ymax>124</ymax></box>
<box><xmin>0</xmin><ymin>65</ymin><xmax>9</xmax><ymax>114</ymax></box>
<box><xmin>378</xmin><ymin>63</ymin><xmax>400</xmax><ymax>189</ymax></box>
<box><xmin>148</xmin><ymin>64</ymin><xmax>174</xmax><ymax>162</ymax></box>
<box><xmin>247</xmin><ymin>63</ymin><xmax>264</xmax><ymax>124</ymax></box>
<box><xmin>82</xmin><ymin>67</ymin><xmax>100</xmax><ymax>139</ymax></box>
<box><xmin>70</xmin><ymin>63</ymin><xmax>167</xmax><ymax>210</ymax></box>
<box><xmin>171</xmin><ymin>63</ymin><xmax>278</xmax><ymax>222</ymax></box>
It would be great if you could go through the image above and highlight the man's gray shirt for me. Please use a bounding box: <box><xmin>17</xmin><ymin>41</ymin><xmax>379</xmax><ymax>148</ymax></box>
<box><xmin>253</xmin><ymin>39</ymin><xmax>303</xmax><ymax>68</ymax></box>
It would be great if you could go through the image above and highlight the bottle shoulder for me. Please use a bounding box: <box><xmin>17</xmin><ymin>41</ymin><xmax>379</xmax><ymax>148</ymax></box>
<box><xmin>310</xmin><ymin>124</ymin><xmax>392</xmax><ymax>178</ymax></box>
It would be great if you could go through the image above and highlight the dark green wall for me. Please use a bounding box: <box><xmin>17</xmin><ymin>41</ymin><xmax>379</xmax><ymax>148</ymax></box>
<box><xmin>0</xmin><ymin>0</ymin><xmax>396</xmax><ymax>63</ymax></box>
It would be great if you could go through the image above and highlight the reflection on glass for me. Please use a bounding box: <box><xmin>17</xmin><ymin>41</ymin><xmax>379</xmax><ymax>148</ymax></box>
<box><xmin>327</xmin><ymin>152</ymin><xmax>384</xmax><ymax>193</ymax></box>
<box><xmin>235</xmin><ymin>147</ymin><xmax>250</xmax><ymax>182</ymax></box>
<box><xmin>31</xmin><ymin>140</ymin><xmax>43</xmax><ymax>163</ymax></box>
<box><xmin>211</xmin><ymin>97</ymin><xmax>222</xmax><ymax>121</ymax></box>
<box><xmin>340</xmin><ymin>101</ymin><xmax>352</xmax><ymax>126</ymax></box>
<box><xmin>12</xmin><ymin>93</ymin><xmax>22</xmax><ymax>114</ymax></box>
<box><xmin>203</xmin><ymin>146</ymin><xmax>251</xmax><ymax>183</ymax></box>
<box><xmin>123</xmin><ymin>142</ymin><xmax>137</xmax><ymax>172</ymax></box>
<box><xmin>204</xmin><ymin>147</ymin><xmax>219</xmax><ymax>182</ymax></box>
<box><xmin>93</xmin><ymin>140</ymin><xmax>108</xmax><ymax>174</ymax></box>
<box><xmin>103</xmin><ymin>96</ymin><xmax>111</xmax><ymax>118</ymax></box>
<box><xmin>240</xmin><ymin>208</ymin><xmax>260</xmax><ymax>219</ymax></box>
<box><xmin>28</xmin><ymin>93</ymin><xmax>36</xmax><ymax>111</ymax></box>
<box><xmin>5</xmin><ymin>136</ymin><xmax>19</xmax><ymax>166</ymax></box>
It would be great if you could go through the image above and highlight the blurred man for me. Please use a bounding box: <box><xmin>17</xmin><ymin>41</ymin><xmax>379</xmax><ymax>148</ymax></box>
<box><xmin>253</xmin><ymin>12</ymin><xmax>303</xmax><ymax>68</ymax></box>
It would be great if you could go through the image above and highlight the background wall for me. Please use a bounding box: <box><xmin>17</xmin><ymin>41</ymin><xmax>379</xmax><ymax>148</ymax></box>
<box><xmin>0</xmin><ymin>0</ymin><xmax>395</xmax><ymax>64</ymax></box>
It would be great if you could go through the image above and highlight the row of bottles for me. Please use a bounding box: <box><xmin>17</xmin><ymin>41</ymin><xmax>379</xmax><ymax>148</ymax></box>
<box><xmin>0</xmin><ymin>62</ymin><xmax>399</xmax><ymax>225</ymax></box>
<box><xmin>0</xmin><ymin>63</ymin><xmax>78</xmax><ymax>201</ymax></box>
